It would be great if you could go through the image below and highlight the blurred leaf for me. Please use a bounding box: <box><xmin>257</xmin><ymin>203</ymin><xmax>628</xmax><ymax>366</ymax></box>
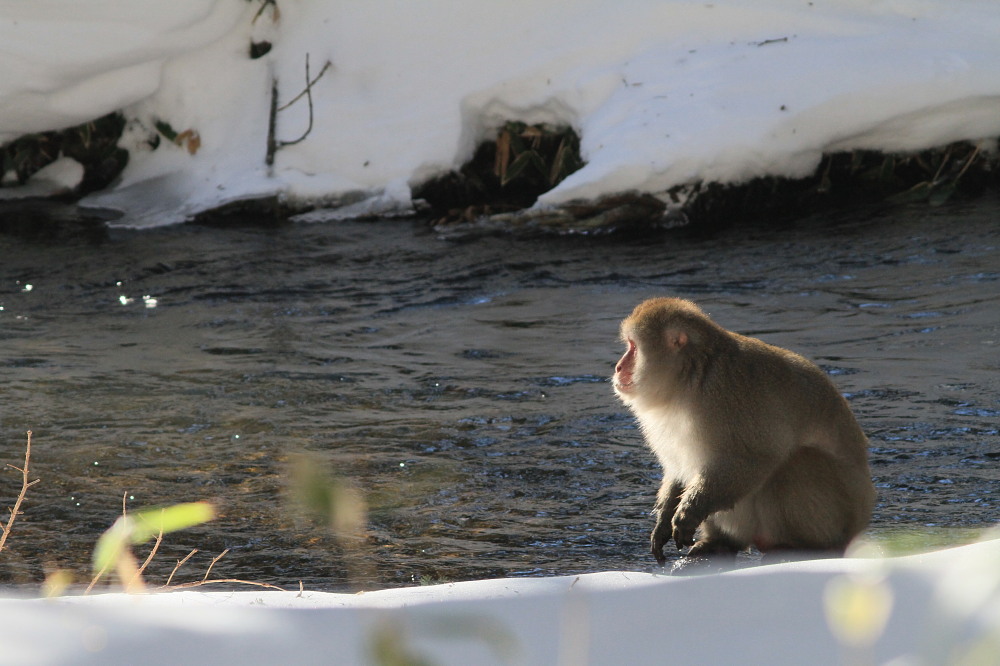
<box><xmin>154</xmin><ymin>120</ymin><xmax>178</xmax><ymax>142</ymax></box>
<box><xmin>824</xmin><ymin>574</ymin><xmax>893</xmax><ymax>647</ymax></box>
<box><xmin>131</xmin><ymin>502</ymin><xmax>215</xmax><ymax>543</ymax></box>
<box><xmin>289</xmin><ymin>455</ymin><xmax>367</xmax><ymax>535</ymax></box>
<box><xmin>92</xmin><ymin>502</ymin><xmax>214</xmax><ymax>574</ymax></box>
<box><xmin>369</xmin><ymin>620</ymin><xmax>434</xmax><ymax>666</ymax></box>
<box><xmin>175</xmin><ymin>129</ymin><xmax>201</xmax><ymax>155</ymax></box>
<box><xmin>42</xmin><ymin>570</ymin><xmax>73</xmax><ymax>598</ymax></box>
<box><xmin>92</xmin><ymin>517</ymin><xmax>132</xmax><ymax>574</ymax></box>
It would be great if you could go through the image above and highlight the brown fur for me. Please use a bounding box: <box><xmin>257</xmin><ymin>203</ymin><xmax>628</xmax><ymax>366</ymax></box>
<box><xmin>612</xmin><ymin>297</ymin><xmax>876</xmax><ymax>564</ymax></box>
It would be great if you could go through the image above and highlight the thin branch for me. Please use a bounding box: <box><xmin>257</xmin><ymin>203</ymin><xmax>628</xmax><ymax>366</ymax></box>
<box><xmin>164</xmin><ymin>548</ymin><xmax>199</xmax><ymax>588</ymax></box>
<box><xmin>0</xmin><ymin>430</ymin><xmax>41</xmax><ymax>553</ymax></box>
<box><xmin>266</xmin><ymin>77</ymin><xmax>279</xmax><ymax>167</ymax></box>
<box><xmin>85</xmin><ymin>564</ymin><xmax>108</xmax><ymax>595</ymax></box>
<box><xmin>278</xmin><ymin>55</ymin><xmax>331</xmax><ymax>148</ymax></box>
<box><xmin>252</xmin><ymin>0</ymin><xmax>277</xmax><ymax>24</ymax></box>
<box><xmin>202</xmin><ymin>548</ymin><xmax>230</xmax><ymax>582</ymax></box>
<box><xmin>266</xmin><ymin>53</ymin><xmax>333</xmax><ymax>166</ymax></box>
<box><xmin>132</xmin><ymin>528</ymin><xmax>164</xmax><ymax>586</ymax></box>
<box><xmin>166</xmin><ymin>578</ymin><xmax>286</xmax><ymax>592</ymax></box>
<box><xmin>277</xmin><ymin>56</ymin><xmax>332</xmax><ymax>112</ymax></box>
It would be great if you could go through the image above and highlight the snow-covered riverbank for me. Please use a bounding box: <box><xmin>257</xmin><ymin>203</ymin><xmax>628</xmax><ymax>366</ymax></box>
<box><xmin>3</xmin><ymin>0</ymin><xmax>1000</xmax><ymax>227</ymax></box>
<box><xmin>3</xmin><ymin>538</ymin><xmax>999</xmax><ymax>665</ymax></box>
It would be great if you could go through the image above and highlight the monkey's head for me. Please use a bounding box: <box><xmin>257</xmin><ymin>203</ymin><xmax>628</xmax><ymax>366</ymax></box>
<box><xmin>612</xmin><ymin>297</ymin><xmax>717</xmax><ymax>408</ymax></box>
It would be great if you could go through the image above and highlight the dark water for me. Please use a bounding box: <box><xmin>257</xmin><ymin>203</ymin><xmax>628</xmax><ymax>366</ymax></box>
<box><xmin>1</xmin><ymin>198</ymin><xmax>998</xmax><ymax>591</ymax></box>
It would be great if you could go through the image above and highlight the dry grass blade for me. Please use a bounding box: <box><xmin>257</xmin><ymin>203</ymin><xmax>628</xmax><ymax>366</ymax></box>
<box><xmin>0</xmin><ymin>431</ymin><xmax>41</xmax><ymax>553</ymax></box>
<box><xmin>494</xmin><ymin>129</ymin><xmax>511</xmax><ymax>180</ymax></box>
<box><xmin>955</xmin><ymin>146</ymin><xmax>981</xmax><ymax>181</ymax></box>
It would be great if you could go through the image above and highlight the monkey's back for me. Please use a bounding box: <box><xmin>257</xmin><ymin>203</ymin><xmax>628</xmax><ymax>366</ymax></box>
<box><xmin>700</xmin><ymin>332</ymin><xmax>870</xmax><ymax>463</ymax></box>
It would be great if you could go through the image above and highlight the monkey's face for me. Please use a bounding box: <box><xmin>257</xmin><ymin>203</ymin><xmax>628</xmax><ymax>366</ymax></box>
<box><xmin>613</xmin><ymin>338</ymin><xmax>638</xmax><ymax>400</ymax></box>
<box><xmin>614</xmin><ymin>318</ymin><xmax>689</xmax><ymax>409</ymax></box>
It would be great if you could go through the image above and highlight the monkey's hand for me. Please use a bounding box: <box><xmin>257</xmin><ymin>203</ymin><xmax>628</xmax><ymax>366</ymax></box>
<box><xmin>651</xmin><ymin>480</ymin><xmax>685</xmax><ymax>565</ymax></box>
<box><xmin>650</xmin><ymin>517</ymin><xmax>672</xmax><ymax>565</ymax></box>
<box><xmin>671</xmin><ymin>509</ymin><xmax>700</xmax><ymax>551</ymax></box>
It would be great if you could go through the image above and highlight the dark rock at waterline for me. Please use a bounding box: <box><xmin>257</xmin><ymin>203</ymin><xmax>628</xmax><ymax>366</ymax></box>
<box><xmin>0</xmin><ymin>199</ymin><xmax>117</xmax><ymax>243</ymax></box>
<box><xmin>429</xmin><ymin>192</ymin><xmax>689</xmax><ymax>240</ymax></box>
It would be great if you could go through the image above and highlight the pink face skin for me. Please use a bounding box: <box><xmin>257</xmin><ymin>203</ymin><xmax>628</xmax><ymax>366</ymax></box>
<box><xmin>613</xmin><ymin>338</ymin><xmax>637</xmax><ymax>394</ymax></box>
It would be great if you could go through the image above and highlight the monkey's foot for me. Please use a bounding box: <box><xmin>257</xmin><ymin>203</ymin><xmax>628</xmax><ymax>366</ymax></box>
<box><xmin>686</xmin><ymin>536</ymin><xmax>741</xmax><ymax>558</ymax></box>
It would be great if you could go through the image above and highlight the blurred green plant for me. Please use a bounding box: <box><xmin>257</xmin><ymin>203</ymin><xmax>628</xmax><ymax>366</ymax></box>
<box><xmin>288</xmin><ymin>454</ymin><xmax>367</xmax><ymax>535</ymax></box>
<box><xmin>287</xmin><ymin>453</ymin><xmax>372</xmax><ymax>588</ymax></box>
<box><xmin>824</xmin><ymin>572</ymin><xmax>894</xmax><ymax>658</ymax></box>
<box><xmin>91</xmin><ymin>501</ymin><xmax>215</xmax><ymax>593</ymax></box>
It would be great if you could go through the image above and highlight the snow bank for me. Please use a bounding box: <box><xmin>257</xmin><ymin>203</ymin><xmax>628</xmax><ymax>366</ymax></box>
<box><xmin>4</xmin><ymin>539</ymin><xmax>1000</xmax><ymax>665</ymax></box>
<box><xmin>3</xmin><ymin>0</ymin><xmax>1000</xmax><ymax>227</ymax></box>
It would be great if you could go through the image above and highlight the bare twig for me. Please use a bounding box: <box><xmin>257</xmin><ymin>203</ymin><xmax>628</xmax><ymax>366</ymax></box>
<box><xmin>202</xmin><ymin>548</ymin><xmax>230</xmax><ymax>582</ymax></box>
<box><xmin>252</xmin><ymin>0</ymin><xmax>278</xmax><ymax>24</ymax></box>
<box><xmin>164</xmin><ymin>548</ymin><xmax>199</xmax><ymax>588</ymax></box>
<box><xmin>266</xmin><ymin>77</ymin><xmax>279</xmax><ymax>167</ymax></box>
<box><xmin>277</xmin><ymin>55</ymin><xmax>333</xmax><ymax>113</ymax></box>
<box><xmin>277</xmin><ymin>55</ymin><xmax>331</xmax><ymax>146</ymax></box>
<box><xmin>131</xmin><ymin>528</ymin><xmax>164</xmax><ymax>587</ymax></box>
<box><xmin>85</xmin><ymin>564</ymin><xmax>108</xmax><ymax>594</ymax></box>
<box><xmin>266</xmin><ymin>53</ymin><xmax>333</xmax><ymax>166</ymax></box>
<box><xmin>0</xmin><ymin>430</ymin><xmax>41</xmax><ymax>553</ymax></box>
<box><xmin>157</xmin><ymin>548</ymin><xmax>286</xmax><ymax>592</ymax></box>
<box><xmin>166</xmin><ymin>578</ymin><xmax>286</xmax><ymax>592</ymax></box>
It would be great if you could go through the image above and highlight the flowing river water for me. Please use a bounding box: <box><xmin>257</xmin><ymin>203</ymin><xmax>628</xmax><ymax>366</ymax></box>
<box><xmin>1</xmin><ymin>197</ymin><xmax>998</xmax><ymax>591</ymax></box>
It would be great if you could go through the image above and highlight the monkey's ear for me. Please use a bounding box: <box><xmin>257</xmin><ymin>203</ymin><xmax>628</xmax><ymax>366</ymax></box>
<box><xmin>665</xmin><ymin>329</ymin><xmax>688</xmax><ymax>350</ymax></box>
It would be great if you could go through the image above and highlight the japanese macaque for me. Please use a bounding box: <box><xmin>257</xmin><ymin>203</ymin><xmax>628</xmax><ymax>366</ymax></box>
<box><xmin>613</xmin><ymin>297</ymin><xmax>875</xmax><ymax>564</ymax></box>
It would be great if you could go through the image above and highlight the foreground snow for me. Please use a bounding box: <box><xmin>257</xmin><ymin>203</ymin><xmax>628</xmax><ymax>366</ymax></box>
<box><xmin>2</xmin><ymin>1</ymin><xmax>1000</xmax><ymax>226</ymax></box>
<box><xmin>4</xmin><ymin>539</ymin><xmax>1000</xmax><ymax>665</ymax></box>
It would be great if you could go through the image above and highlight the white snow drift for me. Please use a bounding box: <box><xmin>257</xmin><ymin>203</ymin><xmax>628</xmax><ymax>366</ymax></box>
<box><xmin>1</xmin><ymin>0</ymin><xmax>999</xmax><ymax>226</ymax></box>
<box><xmin>4</xmin><ymin>538</ymin><xmax>1000</xmax><ymax>665</ymax></box>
